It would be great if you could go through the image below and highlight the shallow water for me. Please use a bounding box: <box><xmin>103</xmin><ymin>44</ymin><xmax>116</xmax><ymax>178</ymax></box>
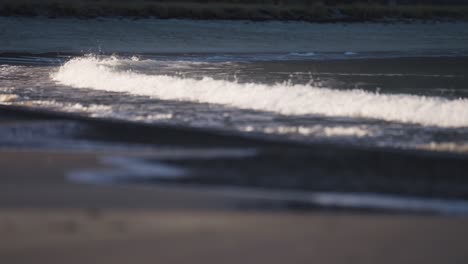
<box><xmin>2</xmin><ymin>17</ymin><xmax>468</xmax><ymax>213</ymax></box>
<box><xmin>1</xmin><ymin>18</ymin><xmax>468</xmax><ymax>153</ymax></box>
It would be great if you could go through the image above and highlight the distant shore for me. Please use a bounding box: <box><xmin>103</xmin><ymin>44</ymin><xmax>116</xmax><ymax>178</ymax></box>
<box><xmin>1</xmin><ymin>0</ymin><xmax>468</xmax><ymax>22</ymax></box>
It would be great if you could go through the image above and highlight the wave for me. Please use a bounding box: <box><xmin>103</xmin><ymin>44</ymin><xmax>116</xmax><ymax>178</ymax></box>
<box><xmin>289</xmin><ymin>52</ymin><xmax>316</xmax><ymax>57</ymax></box>
<box><xmin>52</xmin><ymin>56</ymin><xmax>468</xmax><ymax>128</ymax></box>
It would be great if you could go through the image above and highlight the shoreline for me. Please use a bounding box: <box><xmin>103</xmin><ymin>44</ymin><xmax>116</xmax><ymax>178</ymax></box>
<box><xmin>2</xmin><ymin>6</ymin><xmax>468</xmax><ymax>262</ymax></box>
<box><xmin>2</xmin><ymin>104</ymin><xmax>468</xmax><ymax>201</ymax></box>
<box><xmin>2</xmin><ymin>145</ymin><xmax>468</xmax><ymax>262</ymax></box>
<box><xmin>1</xmin><ymin>103</ymin><xmax>467</xmax><ymax>157</ymax></box>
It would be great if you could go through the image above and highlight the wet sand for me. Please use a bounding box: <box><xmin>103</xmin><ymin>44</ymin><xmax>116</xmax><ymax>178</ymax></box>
<box><xmin>1</xmin><ymin>149</ymin><xmax>468</xmax><ymax>264</ymax></box>
<box><xmin>1</xmin><ymin>105</ymin><xmax>468</xmax><ymax>263</ymax></box>
<box><xmin>2</xmin><ymin>208</ymin><xmax>468</xmax><ymax>264</ymax></box>
<box><xmin>2</xmin><ymin>104</ymin><xmax>468</xmax><ymax>198</ymax></box>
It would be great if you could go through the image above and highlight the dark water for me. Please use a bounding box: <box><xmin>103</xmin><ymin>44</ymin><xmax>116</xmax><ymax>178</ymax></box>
<box><xmin>2</xmin><ymin>53</ymin><xmax>468</xmax><ymax>152</ymax></box>
<box><xmin>1</xmin><ymin>18</ymin><xmax>468</xmax><ymax>152</ymax></box>
<box><xmin>2</xmin><ymin>18</ymin><xmax>468</xmax><ymax>213</ymax></box>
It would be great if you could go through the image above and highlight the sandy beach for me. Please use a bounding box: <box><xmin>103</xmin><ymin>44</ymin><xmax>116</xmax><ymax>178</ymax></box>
<box><xmin>1</xmin><ymin>106</ymin><xmax>468</xmax><ymax>263</ymax></box>
<box><xmin>2</xmin><ymin>208</ymin><xmax>468</xmax><ymax>264</ymax></box>
<box><xmin>1</xmin><ymin>149</ymin><xmax>468</xmax><ymax>264</ymax></box>
<box><xmin>2</xmin><ymin>12</ymin><xmax>468</xmax><ymax>262</ymax></box>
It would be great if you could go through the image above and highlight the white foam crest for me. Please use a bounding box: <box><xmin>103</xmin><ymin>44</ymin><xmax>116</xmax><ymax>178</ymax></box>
<box><xmin>290</xmin><ymin>52</ymin><xmax>316</xmax><ymax>57</ymax></box>
<box><xmin>86</xmin><ymin>55</ymin><xmax>210</xmax><ymax>69</ymax></box>
<box><xmin>0</xmin><ymin>94</ymin><xmax>18</xmax><ymax>103</ymax></box>
<box><xmin>52</xmin><ymin>57</ymin><xmax>468</xmax><ymax>128</ymax></box>
<box><xmin>241</xmin><ymin>125</ymin><xmax>375</xmax><ymax>138</ymax></box>
<box><xmin>15</xmin><ymin>99</ymin><xmax>112</xmax><ymax>116</ymax></box>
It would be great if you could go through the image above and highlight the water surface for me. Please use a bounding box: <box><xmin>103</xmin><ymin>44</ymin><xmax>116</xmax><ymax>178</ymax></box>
<box><xmin>1</xmin><ymin>18</ymin><xmax>468</xmax><ymax>152</ymax></box>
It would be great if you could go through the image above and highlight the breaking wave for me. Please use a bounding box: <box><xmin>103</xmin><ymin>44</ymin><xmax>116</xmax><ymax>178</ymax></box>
<box><xmin>52</xmin><ymin>56</ymin><xmax>468</xmax><ymax>128</ymax></box>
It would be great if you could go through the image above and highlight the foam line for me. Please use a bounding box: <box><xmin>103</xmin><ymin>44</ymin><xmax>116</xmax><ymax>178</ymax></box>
<box><xmin>52</xmin><ymin>56</ymin><xmax>468</xmax><ymax>128</ymax></box>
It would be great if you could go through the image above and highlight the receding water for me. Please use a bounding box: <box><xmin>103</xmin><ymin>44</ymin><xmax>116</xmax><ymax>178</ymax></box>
<box><xmin>1</xmin><ymin>18</ymin><xmax>468</xmax><ymax>152</ymax></box>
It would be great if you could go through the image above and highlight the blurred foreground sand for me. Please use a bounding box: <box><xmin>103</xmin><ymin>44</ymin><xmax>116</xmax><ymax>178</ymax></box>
<box><xmin>1</xmin><ymin>150</ymin><xmax>468</xmax><ymax>264</ymax></box>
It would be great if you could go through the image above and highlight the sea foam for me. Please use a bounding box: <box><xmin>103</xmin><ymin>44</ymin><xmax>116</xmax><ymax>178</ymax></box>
<box><xmin>52</xmin><ymin>56</ymin><xmax>468</xmax><ymax>128</ymax></box>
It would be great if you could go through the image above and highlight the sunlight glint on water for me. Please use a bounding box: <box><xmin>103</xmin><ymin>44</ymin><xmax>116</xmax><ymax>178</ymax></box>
<box><xmin>52</xmin><ymin>56</ymin><xmax>468</xmax><ymax>128</ymax></box>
